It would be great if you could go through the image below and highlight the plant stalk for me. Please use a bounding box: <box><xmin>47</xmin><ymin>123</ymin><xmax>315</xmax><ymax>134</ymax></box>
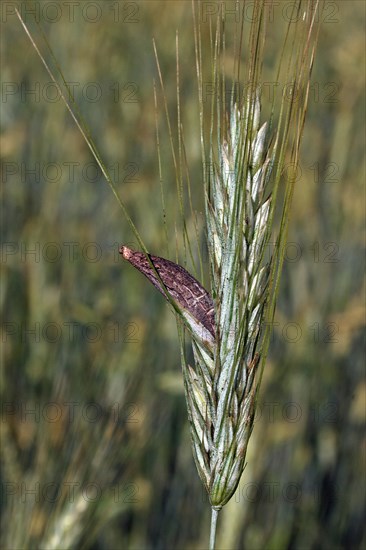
<box><xmin>210</xmin><ymin>508</ymin><xmax>219</xmax><ymax>550</ymax></box>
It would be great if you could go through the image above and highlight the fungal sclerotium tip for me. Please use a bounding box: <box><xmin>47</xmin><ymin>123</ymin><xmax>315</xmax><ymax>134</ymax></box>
<box><xmin>119</xmin><ymin>245</ymin><xmax>132</xmax><ymax>260</ymax></box>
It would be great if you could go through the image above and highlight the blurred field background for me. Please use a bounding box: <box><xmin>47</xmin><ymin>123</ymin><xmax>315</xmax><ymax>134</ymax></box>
<box><xmin>1</xmin><ymin>1</ymin><xmax>365</xmax><ymax>549</ymax></box>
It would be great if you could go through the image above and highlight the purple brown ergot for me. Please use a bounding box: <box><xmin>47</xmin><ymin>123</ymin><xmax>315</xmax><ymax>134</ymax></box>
<box><xmin>119</xmin><ymin>245</ymin><xmax>215</xmax><ymax>338</ymax></box>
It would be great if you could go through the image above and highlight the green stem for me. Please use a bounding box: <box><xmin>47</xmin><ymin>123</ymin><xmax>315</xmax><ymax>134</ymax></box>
<box><xmin>210</xmin><ymin>508</ymin><xmax>219</xmax><ymax>550</ymax></box>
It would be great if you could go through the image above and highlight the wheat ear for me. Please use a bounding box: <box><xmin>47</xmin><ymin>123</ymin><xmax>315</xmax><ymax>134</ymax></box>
<box><xmin>183</xmin><ymin>95</ymin><xmax>274</xmax><ymax>509</ymax></box>
<box><xmin>120</xmin><ymin>94</ymin><xmax>274</xmax><ymax>511</ymax></box>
